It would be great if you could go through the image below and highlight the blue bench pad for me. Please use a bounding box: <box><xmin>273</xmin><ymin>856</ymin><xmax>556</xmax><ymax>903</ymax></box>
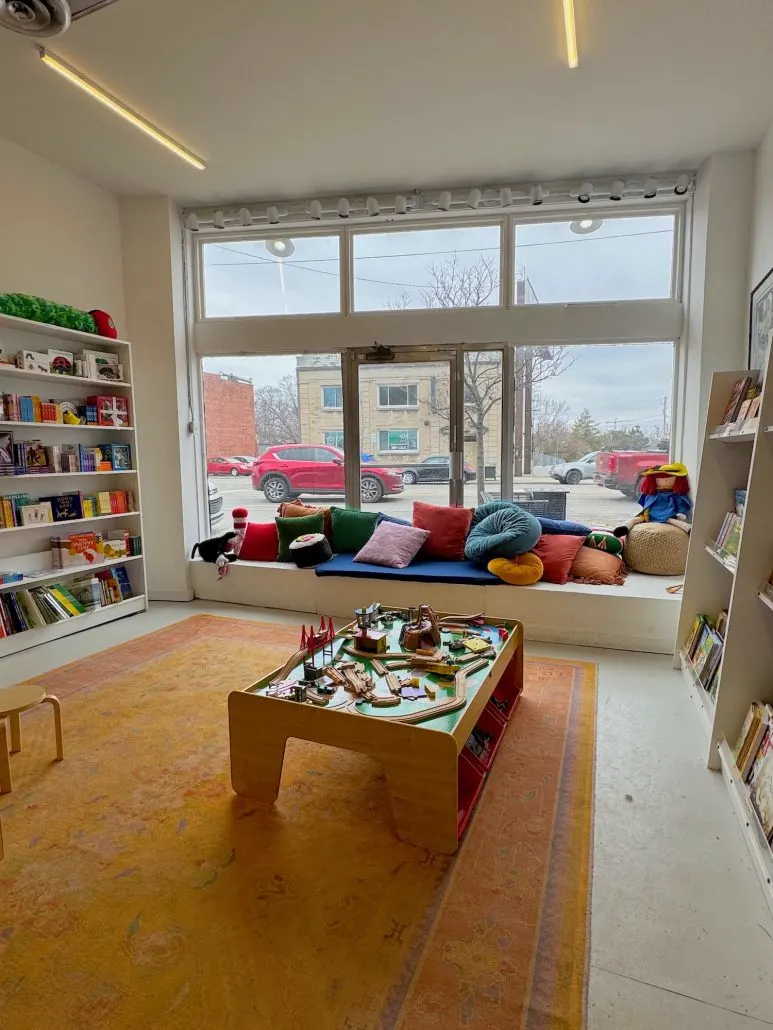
<box><xmin>314</xmin><ymin>554</ymin><xmax>504</xmax><ymax>584</ymax></box>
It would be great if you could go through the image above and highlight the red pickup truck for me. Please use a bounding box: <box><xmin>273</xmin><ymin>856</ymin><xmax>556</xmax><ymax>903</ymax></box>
<box><xmin>595</xmin><ymin>450</ymin><xmax>669</xmax><ymax>499</ymax></box>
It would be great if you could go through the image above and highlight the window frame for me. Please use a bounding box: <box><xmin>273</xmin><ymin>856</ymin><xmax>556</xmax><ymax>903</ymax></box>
<box><xmin>320</xmin><ymin>384</ymin><xmax>344</xmax><ymax>410</ymax></box>
<box><xmin>377</xmin><ymin>428</ymin><xmax>420</xmax><ymax>454</ymax></box>
<box><xmin>377</xmin><ymin>383</ymin><xmax>419</xmax><ymax>409</ymax></box>
<box><xmin>323</xmin><ymin>429</ymin><xmax>345</xmax><ymax>449</ymax></box>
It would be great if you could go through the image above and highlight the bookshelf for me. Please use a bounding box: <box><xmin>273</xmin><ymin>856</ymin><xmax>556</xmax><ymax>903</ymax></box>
<box><xmin>676</xmin><ymin>363</ymin><xmax>773</xmax><ymax>913</ymax></box>
<box><xmin>0</xmin><ymin>318</ymin><xmax>147</xmax><ymax>657</ymax></box>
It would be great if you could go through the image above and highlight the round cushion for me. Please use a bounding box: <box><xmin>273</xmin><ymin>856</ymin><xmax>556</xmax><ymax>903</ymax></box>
<box><xmin>288</xmin><ymin>532</ymin><xmax>333</xmax><ymax>568</ymax></box>
<box><xmin>623</xmin><ymin>522</ymin><xmax>689</xmax><ymax>575</ymax></box>
<box><xmin>585</xmin><ymin>529</ymin><xmax>624</xmax><ymax>557</ymax></box>
<box><xmin>465</xmin><ymin>502</ymin><xmax>541</xmax><ymax>565</ymax></box>
<box><xmin>488</xmin><ymin>553</ymin><xmax>544</xmax><ymax>585</ymax></box>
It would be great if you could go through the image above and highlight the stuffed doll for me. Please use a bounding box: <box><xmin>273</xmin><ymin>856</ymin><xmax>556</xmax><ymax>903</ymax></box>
<box><xmin>191</xmin><ymin>532</ymin><xmax>238</xmax><ymax>579</ymax></box>
<box><xmin>614</xmin><ymin>462</ymin><xmax>692</xmax><ymax>538</ymax></box>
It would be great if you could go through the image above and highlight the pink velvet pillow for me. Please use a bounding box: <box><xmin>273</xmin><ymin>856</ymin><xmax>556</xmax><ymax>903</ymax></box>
<box><xmin>532</xmin><ymin>534</ymin><xmax>586</xmax><ymax>584</ymax></box>
<box><xmin>237</xmin><ymin>521</ymin><xmax>279</xmax><ymax>562</ymax></box>
<box><xmin>353</xmin><ymin>521</ymin><xmax>429</xmax><ymax>568</ymax></box>
<box><xmin>412</xmin><ymin>501</ymin><xmax>473</xmax><ymax>560</ymax></box>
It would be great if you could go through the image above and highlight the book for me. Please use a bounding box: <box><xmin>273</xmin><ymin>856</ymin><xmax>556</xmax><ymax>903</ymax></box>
<box><xmin>0</xmin><ymin>430</ymin><xmax>14</xmax><ymax>475</ymax></box>
<box><xmin>101</xmin><ymin>443</ymin><xmax>131</xmax><ymax>470</ymax></box>
<box><xmin>723</xmin><ymin>517</ymin><xmax>743</xmax><ymax>557</ymax></box>
<box><xmin>19</xmin><ymin>502</ymin><xmax>53</xmax><ymax>526</ymax></box>
<box><xmin>750</xmin><ymin>752</ymin><xmax>773</xmax><ymax>841</ymax></box>
<box><xmin>748</xmin><ymin>711</ymin><xmax>773</xmax><ymax>784</ymax></box>
<box><xmin>684</xmin><ymin>614</ymin><xmax>706</xmax><ymax>659</ymax></box>
<box><xmin>38</xmin><ymin>493</ymin><xmax>83</xmax><ymax>522</ymax></box>
<box><xmin>22</xmin><ymin>350</ymin><xmax>49</xmax><ymax>374</ymax></box>
<box><xmin>113</xmin><ymin>565</ymin><xmax>133</xmax><ymax>600</ymax></box>
<box><xmin>47</xmin><ymin>349</ymin><xmax>74</xmax><ymax>375</ymax></box>
<box><xmin>720</xmin><ymin>375</ymin><xmax>754</xmax><ymax>424</ymax></box>
<box><xmin>733</xmin><ymin>702</ymin><xmax>770</xmax><ymax>780</ymax></box>
<box><xmin>49</xmin><ymin>583</ymin><xmax>86</xmax><ymax>616</ymax></box>
<box><xmin>734</xmin><ymin>489</ymin><xmax>747</xmax><ymax>518</ymax></box>
<box><xmin>22</xmin><ymin>439</ymin><xmax>50</xmax><ymax>474</ymax></box>
<box><xmin>68</xmin><ymin>576</ymin><xmax>102</xmax><ymax>611</ymax></box>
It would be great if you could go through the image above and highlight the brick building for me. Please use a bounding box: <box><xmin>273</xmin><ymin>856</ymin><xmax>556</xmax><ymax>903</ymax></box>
<box><xmin>203</xmin><ymin>372</ymin><xmax>257</xmax><ymax>457</ymax></box>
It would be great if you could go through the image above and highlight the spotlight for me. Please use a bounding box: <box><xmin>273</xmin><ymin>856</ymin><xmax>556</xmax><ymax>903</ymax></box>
<box><xmin>394</xmin><ymin>195</ymin><xmax>408</xmax><ymax>215</ymax></box>
<box><xmin>266</xmin><ymin>206</ymin><xmax>281</xmax><ymax>224</ymax></box>
<box><xmin>213</xmin><ymin>210</ymin><xmax>226</xmax><ymax>230</ymax></box>
<box><xmin>309</xmin><ymin>200</ymin><xmax>323</xmax><ymax>220</ymax></box>
<box><xmin>674</xmin><ymin>174</ymin><xmax>690</xmax><ymax>196</ymax></box>
<box><xmin>643</xmin><ymin>177</ymin><xmax>658</xmax><ymax>199</ymax></box>
<box><xmin>239</xmin><ymin>207</ymin><xmax>253</xmax><ymax>227</ymax></box>
<box><xmin>577</xmin><ymin>182</ymin><xmax>593</xmax><ymax>204</ymax></box>
<box><xmin>610</xmin><ymin>180</ymin><xmax>625</xmax><ymax>201</ymax></box>
<box><xmin>266</xmin><ymin>239</ymin><xmax>295</xmax><ymax>259</ymax></box>
<box><xmin>366</xmin><ymin>197</ymin><xmax>380</xmax><ymax>217</ymax></box>
<box><xmin>185</xmin><ymin>212</ymin><xmax>199</xmax><ymax>232</ymax></box>
<box><xmin>437</xmin><ymin>190</ymin><xmax>452</xmax><ymax>211</ymax></box>
<box><xmin>467</xmin><ymin>188</ymin><xmax>482</xmax><ymax>209</ymax></box>
<box><xmin>337</xmin><ymin>198</ymin><xmax>350</xmax><ymax>218</ymax></box>
<box><xmin>499</xmin><ymin>187</ymin><xmax>513</xmax><ymax>208</ymax></box>
<box><xmin>530</xmin><ymin>185</ymin><xmax>544</xmax><ymax>206</ymax></box>
<box><xmin>570</xmin><ymin>219</ymin><xmax>603</xmax><ymax>235</ymax></box>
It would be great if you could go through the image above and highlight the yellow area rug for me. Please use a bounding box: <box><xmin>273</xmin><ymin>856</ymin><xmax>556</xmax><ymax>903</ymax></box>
<box><xmin>0</xmin><ymin>615</ymin><xmax>596</xmax><ymax>1029</ymax></box>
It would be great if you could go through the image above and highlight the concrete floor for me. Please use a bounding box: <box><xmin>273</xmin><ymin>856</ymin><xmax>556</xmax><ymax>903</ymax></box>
<box><xmin>4</xmin><ymin>600</ymin><xmax>773</xmax><ymax>1029</ymax></box>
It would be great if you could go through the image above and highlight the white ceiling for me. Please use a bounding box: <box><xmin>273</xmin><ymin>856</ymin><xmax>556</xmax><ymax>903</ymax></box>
<box><xmin>0</xmin><ymin>0</ymin><xmax>772</xmax><ymax>205</ymax></box>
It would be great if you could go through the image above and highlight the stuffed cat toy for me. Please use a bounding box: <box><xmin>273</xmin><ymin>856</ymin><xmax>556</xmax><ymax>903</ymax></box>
<box><xmin>191</xmin><ymin>532</ymin><xmax>238</xmax><ymax>578</ymax></box>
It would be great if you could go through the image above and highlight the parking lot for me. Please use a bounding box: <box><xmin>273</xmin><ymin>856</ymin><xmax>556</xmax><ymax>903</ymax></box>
<box><xmin>211</xmin><ymin>475</ymin><xmax>640</xmax><ymax>532</ymax></box>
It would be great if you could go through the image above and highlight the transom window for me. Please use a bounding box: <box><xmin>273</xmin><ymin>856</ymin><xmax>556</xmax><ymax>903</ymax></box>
<box><xmin>321</xmin><ymin>385</ymin><xmax>343</xmax><ymax>409</ymax></box>
<box><xmin>378</xmin><ymin>384</ymin><xmax>418</xmax><ymax>408</ymax></box>
<box><xmin>378</xmin><ymin>429</ymin><xmax>418</xmax><ymax>453</ymax></box>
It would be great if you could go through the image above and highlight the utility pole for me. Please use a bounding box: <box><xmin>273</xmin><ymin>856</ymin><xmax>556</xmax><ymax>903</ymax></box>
<box><xmin>661</xmin><ymin>395</ymin><xmax>668</xmax><ymax>438</ymax></box>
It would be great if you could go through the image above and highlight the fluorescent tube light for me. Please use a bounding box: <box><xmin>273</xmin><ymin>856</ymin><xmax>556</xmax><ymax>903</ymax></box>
<box><xmin>563</xmin><ymin>0</ymin><xmax>578</xmax><ymax>69</ymax></box>
<box><xmin>39</xmin><ymin>48</ymin><xmax>206</xmax><ymax>170</ymax></box>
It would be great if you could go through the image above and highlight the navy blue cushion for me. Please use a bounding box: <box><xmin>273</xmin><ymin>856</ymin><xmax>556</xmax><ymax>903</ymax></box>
<box><xmin>376</xmin><ymin>512</ymin><xmax>411</xmax><ymax>527</ymax></box>
<box><xmin>538</xmin><ymin>517</ymin><xmax>591</xmax><ymax>536</ymax></box>
<box><xmin>314</xmin><ymin>553</ymin><xmax>503</xmax><ymax>584</ymax></box>
<box><xmin>465</xmin><ymin>503</ymin><xmax>541</xmax><ymax>564</ymax></box>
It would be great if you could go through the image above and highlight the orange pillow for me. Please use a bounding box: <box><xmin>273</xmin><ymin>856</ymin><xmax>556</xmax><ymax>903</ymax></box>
<box><xmin>412</xmin><ymin>501</ymin><xmax>473</xmax><ymax>560</ymax></box>
<box><xmin>570</xmin><ymin>545</ymin><xmax>627</xmax><ymax>585</ymax></box>
<box><xmin>278</xmin><ymin>501</ymin><xmax>331</xmax><ymax>539</ymax></box>
<box><xmin>532</xmin><ymin>534</ymin><xmax>586</xmax><ymax>584</ymax></box>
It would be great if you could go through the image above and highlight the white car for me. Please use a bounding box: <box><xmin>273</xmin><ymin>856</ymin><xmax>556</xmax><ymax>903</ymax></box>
<box><xmin>549</xmin><ymin>452</ymin><xmax>598</xmax><ymax>486</ymax></box>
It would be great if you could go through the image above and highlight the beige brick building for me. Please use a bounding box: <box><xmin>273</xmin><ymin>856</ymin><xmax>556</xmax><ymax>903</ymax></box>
<box><xmin>296</xmin><ymin>355</ymin><xmax>501</xmax><ymax>474</ymax></box>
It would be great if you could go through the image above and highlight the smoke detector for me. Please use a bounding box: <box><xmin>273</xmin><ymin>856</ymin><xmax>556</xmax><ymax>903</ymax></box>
<box><xmin>0</xmin><ymin>0</ymin><xmax>119</xmax><ymax>38</ymax></box>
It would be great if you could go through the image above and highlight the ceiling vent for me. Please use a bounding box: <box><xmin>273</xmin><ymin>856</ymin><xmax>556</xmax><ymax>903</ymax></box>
<box><xmin>0</xmin><ymin>0</ymin><xmax>119</xmax><ymax>38</ymax></box>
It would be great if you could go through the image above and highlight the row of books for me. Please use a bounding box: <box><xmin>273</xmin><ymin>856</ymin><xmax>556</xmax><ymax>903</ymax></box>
<box><xmin>51</xmin><ymin>530</ymin><xmax>142</xmax><ymax>568</ymax></box>
<box><xmin>714</xmin><ymin>513</ymin><xmax>743</xmax><ymax>562</ymax></box>
<box><xmin>732</xmin><ymin>701</ymin><xmax>773</xmax><ymax>843</ymax></box>
<box><xmin>0</xmin><ymin>393</ymin><xmax>130</xmax><ymax>428</ymax></box>
<box><xmin>0</xmin><ymin>489</ymin><xmax>137</xmax><ymax>528</ymax></box>
<box><xmin>0</xmin><ymin>435</ymin><xmax>131</xmax><ymax>476</ymax></box>
<box><xmin>0</xmin><ymin>565</ymin><xmax>133</xmax><ymax>637</ymax></box>
<box><xmin>717</xmin><ymin>372</ymin><xmax>762</xmax><ymax>432</ymax></box>
<box><xmin>684</xmin><ymin>610</ymin><xmax>727</xmax><ymax>699</ymax></box>
<box><xmin>0</xmin><ymin>346</ymin><xmax>124</xmax><ymax>382</ymax></box>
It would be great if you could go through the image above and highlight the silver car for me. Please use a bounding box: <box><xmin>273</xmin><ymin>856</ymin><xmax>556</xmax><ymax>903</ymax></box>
<box><xmin>208</xmin><ymin>480</ymin><xmax>225</xmax><ymax>528</ymax></box>
<box><xmin>549</xmin><ymin>452</ymin><xmax>598</xmax><ymax>486</ymax></box>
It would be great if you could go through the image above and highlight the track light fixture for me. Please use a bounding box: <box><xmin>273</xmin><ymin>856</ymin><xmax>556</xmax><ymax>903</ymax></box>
<box><xmin>577</xmin><ymin>182</ymin><xmax>593</xmax><ymax>204</ymax></box>
<box><xmin>610</xmin><ymin>179</ymin><xmax>625</xmax><ymax>201</ymax></box>
<box><xmin>674</xmin><ymin>174</ymin><xmax>690</xmax><ymax>196</ymax></box>
<box><xmin>239</xmin><ymin>208</ymin><xmax>253</xmax><ymax>227</ymax></box>
<box><xmin>437</xmin><ymin>190</ymin><xmax>452</xmax><ymax>211</ymax></box>
<box><xmin>366</xmin><ymin>197</ymin><xmax>380</xmax><ymax>217</ymax></box>
<box><xmin>337</xmin><ymin>198</ymin><xmax>350</xmax><ymax>218</ymax></box>
<box><xmin>266</xmin><ymin>206</ymin><xmax>280</xmax><ymax>224</ymax></box>
<box><xmin>467</xmin><ymin>188</ymin><xmax>482</xmax><ymax>210</ymax></box>
<box><xmin>309</xmin><ymin>200</ymin><xmax>323</xmax><ymax>220</ymax></box>
<box><xmin>530</xmin><ymin>185</ymin><xmax>545</xmax><ymax>206</ymax></box>
<box><xmin>213</xmin><ymin>210</ymin><xmax>225</xmax><ymax>230</ymax></box>
<box><xmin>185</xmin><ymin>212</ymin><xmax>199</xmax><ymax>232</ymax></box>
<box><xmin>394</xmin><ymin>195</ymin><xmax>408</xmax><ymax>215</ymax></box>
<box><xmin>643</xmin><ymin>177</ymin><xmax>658</xmax><ymax>199</ymax></box>
<box><xmin>499</xmin><ymin>187</ymin><xmax>513</xmax><ymax>208</ymax></box>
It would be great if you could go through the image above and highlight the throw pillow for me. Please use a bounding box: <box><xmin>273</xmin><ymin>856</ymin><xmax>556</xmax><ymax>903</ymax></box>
<box><xmin>488</xmin><ymin>553</ymin><xmax>544</xmax><ymax>585</ymax></box>
<box><xmin>376</xmin><ymin>512</ymin><xmax>412</xmax><ymax>527</ymax></box>
<box><xmin>570</xmin><ymin>545</ymin><xmax>628</xmax><ymax>585</ymax></box>
<box><xmin>237</xmin><ymin>521</ymin><xmax>279</xmax><ymax>562</ymax></box>
<box><xmin>329</xmin><ymin>506</ymin><xmax>379</xmax><ymax>553</ymax></box>
<box><xmin>584</xmin><ymin>529</ymin><xmax>624</xmax><ymax>556</ymax></box>
<box><xmin>278</xmin><ymin>500</ymin><xmax>332</xmax><ymax>538</ymax></box>
<box><xmin>354</xmin><ymin>521</ymin><xmax>429</xmax><ymax>568</ymax></box>
<box><xmin>413</xmin><ymin>501</ymin><xmax>473</xmax><ymax>560</ymax></box>
<box><xmin>538</xmin><ymin>517</ymin><xmax>591</xmax><ymax>536</ymax></box>
<box><xmin>465</xmin><ymin>504</ymin><xmax>541</xmax><ymax>565</ymax></box>
<box><xmin>532</xmin><ymin>534</ymin><xmax>586</xmax><ymax>584</ymax></box>
<box><xmin>276</xmin><ymin>512</ymin><xmax>325</xmax><ymax>561</ymax></box>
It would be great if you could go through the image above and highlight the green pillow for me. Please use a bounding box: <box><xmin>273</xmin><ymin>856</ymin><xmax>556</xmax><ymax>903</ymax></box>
<box><xmin>330</xmin><ymin>506</ymin><xmax>379</xmax><ymax>553</ymax></box>
<box><xmin>585</xmin><ymin>529</ymin><xmax>624</xmax><ymax>557</ymax></box>
<box><xmin>276</xmin><ymin>512</ymin><xmax>325</xmax><ymax>561</ymax></box>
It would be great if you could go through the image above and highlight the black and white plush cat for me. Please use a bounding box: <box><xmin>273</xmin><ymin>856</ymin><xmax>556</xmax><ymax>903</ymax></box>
<box><xmin>190</xmin><ymin>532</ymin><xmax>238</xmax><ymax>563</ymax></box>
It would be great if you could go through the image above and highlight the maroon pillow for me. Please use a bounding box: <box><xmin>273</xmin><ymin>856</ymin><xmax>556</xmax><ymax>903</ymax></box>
<box><xmin>532</xmin><ymin>534</ymin><xmax>586</xmax><ymax>584</ymax></box>
<box><xmin>413</xmin><ymin>501</ymin><xmax>473</xmax><ymax>560</ymax></box>
<box><xmin>237</xmin><ymin>521</ymin><xmax>279</xmax><ymax>562</ymax></box>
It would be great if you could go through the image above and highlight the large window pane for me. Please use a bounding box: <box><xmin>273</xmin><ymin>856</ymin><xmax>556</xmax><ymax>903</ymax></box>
<box><xmin>514</xmin><ymin>215</ymin><xmax>675</xmax><ymax>304</ymax></box>
<box><xmin>352</xmin><ymin>225</ymin><xmax>501</xmax><ymax>311</ymax></box>
<box><xmin>511</xmin><ymin>342</ymin><xmax>674</xmax><ymax>528</ymax></box>
<box><xmin>462</xmin><ymin>351</ymin><xmax>503</xmax><ymax>508</ymax></box>
<box><xmin>201</xmin><ymin>235</ymin><xmax>340</xmax><ymax>317</ymax></box>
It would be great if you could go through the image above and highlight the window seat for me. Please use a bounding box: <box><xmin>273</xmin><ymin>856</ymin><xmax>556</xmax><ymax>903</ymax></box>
<box><xmin>314</xmin><ymin>554</ymin><xmax>502</xmax><ymax>584</ymax></box>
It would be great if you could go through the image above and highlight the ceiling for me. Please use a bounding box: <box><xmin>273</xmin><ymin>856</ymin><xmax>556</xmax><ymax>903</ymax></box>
<box><xmin>0</xmin><ymin>0</ymin><xmax>772</xmax><ymax>205</ymax></box>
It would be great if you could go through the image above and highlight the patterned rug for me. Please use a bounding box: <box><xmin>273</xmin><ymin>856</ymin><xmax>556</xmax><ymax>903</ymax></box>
<box><xmin>0</xmin><ymin>615</ymin><xmax>596</xmax><ymax>1030</ymax></box>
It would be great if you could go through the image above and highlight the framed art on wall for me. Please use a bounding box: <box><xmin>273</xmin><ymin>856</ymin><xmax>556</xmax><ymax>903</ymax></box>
<box><xmin>749</xmin><ymin>266</ymin><xmax>773</xmax><ymax>372</ymax></box>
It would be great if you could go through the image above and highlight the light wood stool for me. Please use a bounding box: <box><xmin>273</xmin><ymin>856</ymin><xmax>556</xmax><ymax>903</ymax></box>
<box><xmin>0</xmin><ymin>683</ymin><xmax>63</xmax><ymax>795</ymax></box>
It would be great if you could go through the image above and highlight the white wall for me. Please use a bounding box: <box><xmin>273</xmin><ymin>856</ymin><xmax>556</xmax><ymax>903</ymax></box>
<box><xmin>0</xmin><ymin>135</ymin><xmax>125</xmax><ymax>328</ymax></box>
<box><xmin>750</xmin><ymin>120</ymin><xmax>773</xmax><ymax>291</ymax></box>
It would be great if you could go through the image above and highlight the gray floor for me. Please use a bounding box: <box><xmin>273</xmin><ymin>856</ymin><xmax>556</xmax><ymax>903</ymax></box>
<box><xmin>4</xmin><ymin>600</ymin><xmax>773</xmax><ymax>1028</ymax></box>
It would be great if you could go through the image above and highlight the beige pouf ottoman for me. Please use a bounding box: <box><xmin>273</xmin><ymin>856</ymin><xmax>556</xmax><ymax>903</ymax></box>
<box><xmin>623</xmin><ymin>522</ymin><xmax>689</xmax><ymax>575</ymax></box>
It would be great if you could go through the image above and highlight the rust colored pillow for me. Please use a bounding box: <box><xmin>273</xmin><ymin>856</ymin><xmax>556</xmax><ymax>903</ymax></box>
<box><xmin>412</xmin><ymin>501</ymin><xmax>473</xmax><ymax>560</ymax></box>
<box><xmin>278</xmin><ymin>501</ymin><xmax>331</xmax><ymax>539</ymax></box>
<box><xmin>532</xmin><ymin>534</ymin><xmax>586</xmax><ymax>584</ymax></box>
<box><xmin>570</xmin><ymin>545</ymin><xmax>628</xmax><ymax>585</ymax></box>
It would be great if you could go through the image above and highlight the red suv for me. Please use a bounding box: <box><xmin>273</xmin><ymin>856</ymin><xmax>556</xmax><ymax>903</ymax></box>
<box><xmin>252</xmin><ymin>444</ymin><xmax>404</xmax><ymax>503</ymax></box>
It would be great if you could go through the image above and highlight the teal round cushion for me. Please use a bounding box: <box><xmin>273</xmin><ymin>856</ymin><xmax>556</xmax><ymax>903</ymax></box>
<box><xmin>465</xmin><ymin>504</ymin><xmax>542</xmax><ymax>565</ymax></box>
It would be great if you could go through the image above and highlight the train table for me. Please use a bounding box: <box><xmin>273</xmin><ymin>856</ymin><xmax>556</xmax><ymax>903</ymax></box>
<box><xmin>228</xmin><ymin>607</ymin><xmax>523</xmax><ymax>854</ymax></box>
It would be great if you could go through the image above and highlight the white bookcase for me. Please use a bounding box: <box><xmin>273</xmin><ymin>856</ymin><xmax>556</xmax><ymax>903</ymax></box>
<box><xmin>676</xmin><ymin>360</ymin><xmax>773</xmax><ymax>914</ymax></box>
<box><xmin>0</xmin><ymin>313</ymin><xmax>147</xmax><ymax>657</ymax></box>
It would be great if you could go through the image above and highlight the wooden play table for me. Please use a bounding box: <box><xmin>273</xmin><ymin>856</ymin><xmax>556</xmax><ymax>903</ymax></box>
<box><xmin>228</xmin><ymin>614</ymin><xmax>523</xmax><ymax>854</ymax></box>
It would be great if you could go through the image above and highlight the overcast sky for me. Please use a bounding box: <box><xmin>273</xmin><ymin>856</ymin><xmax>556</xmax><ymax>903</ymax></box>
<box><xmin>202</xmin><ymin>214</ymin><xmax>675</xmax><ymax>433</ymax></box>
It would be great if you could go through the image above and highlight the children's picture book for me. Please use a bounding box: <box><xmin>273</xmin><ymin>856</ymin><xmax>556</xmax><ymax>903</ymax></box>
<box><xmin>22</xmin><ymin>350</ymin><xmax>49</xmax><ymax>374</ymax></box>
<box><xmin>750</xmin><ymin>751</ymin><xmax>773</xmax><ymax>841</ymax></box>
<box><xmin>720</xmin><ymin>375</ymin><xmax>755</xmax><ymax>424</ymax></box>
<box><xmin>734</xmin><ymin>489</ymin><xmax>747</xmax><ymax>518</ymax></box>
<box><xmin>22</xmin><ymin>440</ymin><xmax>49</xmax><ymax>474</ymax></box>
<box><xmin>113</xmin><ymin>565</ymin><xmax>133</xmax><ymax>600</ymax></box>
<box><xmin>19</xmin><ymin>501</ymin><xmax>53</xmax><ymax>526</ymax></box>
<box><xmin>733</xmin><ymin>701</ymin><xmax>770</xmax><ymax>780</ymax></box>
<box><xmin>38</xmin><ymin>493</ymin><xmax>83</xmax><ymax>522</ymax></box>
<box><xmin>0</xmin><ymin>430</ymin><xmax>14</xmax><ymax>474</ymax></box>
<box><xmin>47</xmin><ymin>349</ymin><xmax>74</xmax><ymax>375</ymax></box>
<box><xmin>102</xmin><ymin>443</ymin><xmax>131</xmax><ymax>470</ymax></box>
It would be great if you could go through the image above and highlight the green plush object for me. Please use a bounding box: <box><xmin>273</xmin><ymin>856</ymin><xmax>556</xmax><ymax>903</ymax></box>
<box><xmin>276</xmin><ymin>512</ymin><xmax>325</xmax><ymax>561</ymax></box>
<box><xmin>0</xmin><ymin>293</ymin><xmax>97</xmax><ymax>335</ymax></box>
<box><xmin>330</xmin><ymin>506</ymin><xmax>379</xmax><ymax>554</ymax></box>
<box><xmin>585</xmin><ymin>529</ymin><xmax>624</xmax><ymax>557</ymax></box>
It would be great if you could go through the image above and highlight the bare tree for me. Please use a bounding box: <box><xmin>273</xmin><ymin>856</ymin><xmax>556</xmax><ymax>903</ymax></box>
<box><xmin>254</xmin><ymin>374</ymin><xmax>300</xmax><ymax>446</ymax></box>
<box><xmin>532</xmin><ymin>397</ymin><xmax>572</xmax><ymax>460</ymax></box>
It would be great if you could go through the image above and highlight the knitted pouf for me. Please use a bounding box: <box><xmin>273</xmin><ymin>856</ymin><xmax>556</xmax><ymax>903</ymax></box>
<box><xmin>623</xmin><ymin>522</ymin><xmax>689</xmax><ymax>576</ymax></box>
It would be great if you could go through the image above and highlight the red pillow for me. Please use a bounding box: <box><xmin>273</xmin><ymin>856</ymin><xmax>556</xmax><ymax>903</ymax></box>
<box><xmin>412</xmin><ymin>501</ymin><xmax>473</xmax><ymax>560</ymax></box>
<box><xmin>237</xmin><ymin>521</ymin><xmax>279</xmax><ymax>562</ymax></box>
<box><xmin>532</xmin><ymin>534</ymin><xmax>586</xmax><ymax>584</ymax></box>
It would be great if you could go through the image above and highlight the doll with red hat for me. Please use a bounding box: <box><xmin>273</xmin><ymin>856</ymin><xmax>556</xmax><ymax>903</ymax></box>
<box><xmin>613</xmin><ymin>462</ymin><xmax>692</xmax><ymax>538</ymax></box>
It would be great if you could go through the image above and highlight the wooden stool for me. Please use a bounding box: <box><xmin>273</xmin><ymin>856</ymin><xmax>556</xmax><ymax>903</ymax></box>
<box><xmin>0</xmin><ymin>683</ymin><xmax>63</xmax><ymax>795</ymax></box>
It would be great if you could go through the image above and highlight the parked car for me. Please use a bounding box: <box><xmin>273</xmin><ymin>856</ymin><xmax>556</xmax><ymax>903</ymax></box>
<box><xmin>252</xmin><ymin>444</ymin><xmax>404</xmax><ymax>504</ymax></box>
<box><xmin>207</xmin><ymin>456</ymin><xmax>254</xmax><ymax>477</ymax></box>
<box><xmin>208</xmin><ymin>480</ymin><xmax>224</xmax><ymax>527</ymax></box>
<box><xmin>549</xmin><ymin>451</ymin><xmax>599</xmax><ymax>486</ymax></box>
<box><xmin>595</xmin><ymin>449</ymin><xmax>669</xmax><ymax>498</ymax></box>
<box><xmin>397</xmin><ymin>456</ymin><xmax>477</xmax><ymax>485</ymax></box>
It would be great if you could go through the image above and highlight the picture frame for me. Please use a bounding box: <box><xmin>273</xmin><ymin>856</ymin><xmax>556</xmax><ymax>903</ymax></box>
<box><xmin>749</xmin><ymin>265</ymin><xmax>773</xmax><ymax>372</ymax></box>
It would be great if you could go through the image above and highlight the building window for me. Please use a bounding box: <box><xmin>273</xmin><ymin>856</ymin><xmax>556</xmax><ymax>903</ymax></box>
<box><xmin>378</xmin><ymin>429</ymin><xmax>419</xmax><ymax>453</ymax></box>
<box><xmin>324</xmin><ymin>430</ymin><xmax>344</xmax><ymax>449</ymax></box>
<box><xmin>321</xmin><ymin>385</ymin><xmax>343</xmax><ymax>409</ymax></box>
<box><xmin>378</xmin><ymin>384</ymin><xmax>418</xmax><ymax>408</ymax></box>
